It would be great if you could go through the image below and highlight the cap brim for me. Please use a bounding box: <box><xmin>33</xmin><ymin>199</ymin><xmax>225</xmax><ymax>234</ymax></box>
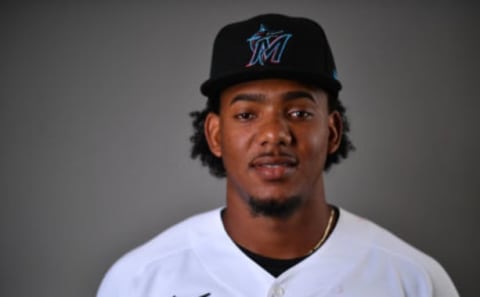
<box><xmin>201</xmin><ymin>68</ymin><xmax>342</xmax><ymax>97</ymax></box>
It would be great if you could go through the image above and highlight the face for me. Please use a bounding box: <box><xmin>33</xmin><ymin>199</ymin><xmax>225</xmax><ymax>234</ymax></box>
<box><xmin>205</xmin><ymin>79</ymin><xmax>342</xmax><ymax>216</ymax></box>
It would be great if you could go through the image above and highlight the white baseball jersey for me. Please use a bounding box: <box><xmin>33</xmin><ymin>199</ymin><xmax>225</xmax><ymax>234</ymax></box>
<box><xmin>97</xmin><ymin>208</ymin><xmax>459</xmax><ymax>297</ymax></box>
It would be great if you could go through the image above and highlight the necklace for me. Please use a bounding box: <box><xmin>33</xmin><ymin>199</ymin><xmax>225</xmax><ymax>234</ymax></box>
<box><xmin>308</xmin><ymin>207</ymin><xmax>336</xmax><ymax>254</ymax></box>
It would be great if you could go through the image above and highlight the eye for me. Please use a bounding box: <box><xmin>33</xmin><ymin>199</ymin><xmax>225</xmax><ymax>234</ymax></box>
<box><xmin>234</xmin><ymin>112</ymin><xmax>256</xmax><ymax>121</ymax></box>
<box><xmin>289</xmin><ymin>110</ymin><xmax>313</xmax><ymax>120</ymax></box>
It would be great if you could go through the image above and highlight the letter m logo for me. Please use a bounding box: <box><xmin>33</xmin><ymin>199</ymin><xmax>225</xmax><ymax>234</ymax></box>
<box><xmin>245</xmin><ymin>24</ymin><xmax>292</xmax><ymax>67</ymax></box>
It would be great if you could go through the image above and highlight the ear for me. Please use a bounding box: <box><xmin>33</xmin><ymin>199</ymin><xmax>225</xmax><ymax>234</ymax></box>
<box><xmin>204</xmin><ymin>112</ymin><xmax>222</xmax><ymax>157</ymax></box>
<box><xmin>327</xmin><ymin>111</ymin><xmax>343</xmax><ymax>154</ymax></box>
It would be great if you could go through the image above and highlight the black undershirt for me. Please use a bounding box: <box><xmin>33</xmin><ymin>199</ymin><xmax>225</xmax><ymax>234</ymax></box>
<box><xmin>235</xmin><ymin>206</ymin><xmax>339</xmax><ymax>277</ymax></box>
<box><xmin>237</xmin><ymin>245</ymin><xmax>308</xmax><ymax>277</ymax></box>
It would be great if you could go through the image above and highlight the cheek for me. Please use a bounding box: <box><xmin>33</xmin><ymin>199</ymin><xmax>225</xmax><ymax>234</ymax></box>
<box><xmin>298</xmin><ymin>125</ymin><xmax>330</xmax><ymax>161</ymax></box>
<box><xmin>220</xmin><ymin>124</ymin><xmax>253</xmax><ymax>161</ymax></box>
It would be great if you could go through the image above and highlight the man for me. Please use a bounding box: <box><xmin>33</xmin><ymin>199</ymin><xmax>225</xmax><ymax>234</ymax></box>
<box><xmin>97</xmin><ymin>14</ymin><xmax>459</xmax><ymax>297</ymax></box>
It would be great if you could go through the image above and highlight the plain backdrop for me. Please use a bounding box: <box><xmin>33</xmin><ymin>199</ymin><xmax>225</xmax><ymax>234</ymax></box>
<box><xmin>1</xmin><ymin>1</ymin><xmax>478</xmax><ymax>296</ymax></box>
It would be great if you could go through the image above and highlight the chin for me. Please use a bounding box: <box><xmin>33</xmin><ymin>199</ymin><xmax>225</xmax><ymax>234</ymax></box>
<box><xmin>247</xmin><ymin>195</ymin><xmax>302</xmax><ymax>219</ymax></box>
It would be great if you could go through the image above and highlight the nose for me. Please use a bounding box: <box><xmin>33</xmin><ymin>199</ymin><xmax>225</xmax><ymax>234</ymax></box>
<box><xmin>257</xmin><ymin>114</ymin><xmax>293</xmax><ymax>146</ymax></box>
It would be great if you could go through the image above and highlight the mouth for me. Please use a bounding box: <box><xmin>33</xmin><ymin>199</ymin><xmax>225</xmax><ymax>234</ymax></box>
<box><xmin>249</xmin><ymin>155</ymin><xmax>298</xmax><ymax>180</ymax></box>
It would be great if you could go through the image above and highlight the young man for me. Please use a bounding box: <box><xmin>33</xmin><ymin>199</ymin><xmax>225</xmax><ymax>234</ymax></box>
<box><xmin>97</xmin><ymin>14</ymin><xmax>459</xmax><ymax>297</ymax></box>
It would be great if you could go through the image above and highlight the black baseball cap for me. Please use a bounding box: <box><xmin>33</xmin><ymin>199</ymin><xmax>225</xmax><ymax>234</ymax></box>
<box><xmin>201</xmin><ymin>14</ymin><xmax>342</xmax><ymax>98</ymax></box>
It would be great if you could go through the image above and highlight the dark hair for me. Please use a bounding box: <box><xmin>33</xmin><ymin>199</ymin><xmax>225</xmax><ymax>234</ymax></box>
<box><xmin>190</xmin><ymin>92</ymin><xmax>354</xmax><ymax>178</ymax></box>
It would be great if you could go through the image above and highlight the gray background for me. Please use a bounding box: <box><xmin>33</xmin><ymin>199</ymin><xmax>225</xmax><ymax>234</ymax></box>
<box><xmin>1</xmin><ymin>1</ymin><xmax>478</xmax><ymax>296</ymax></box>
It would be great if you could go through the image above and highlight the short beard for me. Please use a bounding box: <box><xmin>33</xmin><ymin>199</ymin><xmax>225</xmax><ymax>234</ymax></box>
<box><xmin>247</xmin><ymin>196</ymin><xmax>302</xmax><ymax>219</ymax></box>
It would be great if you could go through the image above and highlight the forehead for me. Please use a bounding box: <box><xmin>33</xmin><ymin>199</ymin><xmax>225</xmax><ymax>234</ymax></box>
<box><xmin>219</xmin><ymin>78</ymin><xmax>327</xmax><ymax>105</ymax></box>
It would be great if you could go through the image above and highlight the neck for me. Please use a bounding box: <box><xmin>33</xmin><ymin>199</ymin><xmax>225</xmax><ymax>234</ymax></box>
<box><xmin>222</xmin><ymin>183</ymin><xmax>332</xmax><ymax>259</ymax></box>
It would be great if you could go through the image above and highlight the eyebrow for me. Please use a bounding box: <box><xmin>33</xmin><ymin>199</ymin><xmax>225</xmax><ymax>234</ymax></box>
<box><xmin>282</xmin><ymin>91</ymin><xmax>316</xmax><ymax>102</ymax></box>
<box><xmin>229</xmin><ymin>91</ymin><xmax>316</xmax><ymax>105</ymax></box>
<box><xmin>229</xmin><ymin>93</ymin><xmax>265</xmax><ymax>105</ymax></box>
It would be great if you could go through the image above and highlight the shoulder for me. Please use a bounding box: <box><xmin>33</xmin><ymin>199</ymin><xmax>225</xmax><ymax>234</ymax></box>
<box><xmin>96</xmin><ymin>209</ymin><xmax>222</xmax><ymax>297</ymax></box>
<box><xmin>337</xmin><ymin>209</ymin><xmax>430</xmax><ymax>262</ymax></box>
<box><xmin>334</xmin><ymin>209</ymin><xmax>458</xmax><ymax>296</ymax></box>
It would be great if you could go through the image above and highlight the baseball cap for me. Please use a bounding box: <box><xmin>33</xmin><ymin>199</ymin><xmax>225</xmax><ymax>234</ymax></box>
<box><xmin>200</xmin><ymin>14</ymin><xmax>342</xmax><ymax>98</ymax></box>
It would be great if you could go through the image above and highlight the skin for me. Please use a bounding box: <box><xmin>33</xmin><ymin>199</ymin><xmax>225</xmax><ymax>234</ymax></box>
<box><xmin>204</xmin><ymin>78</ymin><xmax>343</xmax><ymax>259</ymax></box>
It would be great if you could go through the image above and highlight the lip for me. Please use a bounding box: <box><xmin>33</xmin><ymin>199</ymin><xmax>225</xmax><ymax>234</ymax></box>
<box><xmin>249</xmin><ymin>154</ymin><xmax>298</xmax><ymax>180</ymax></box>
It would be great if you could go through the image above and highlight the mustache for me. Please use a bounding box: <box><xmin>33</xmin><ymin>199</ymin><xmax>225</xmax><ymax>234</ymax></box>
<box><xmin>252</xmin><ymin>149</ymin><xmax>296</xmax><ymax>158</ymax></box>
<box><xmin>249</xmin><ymin>150</ymin><xmax>298</xmax><ymax>167</ymax></box>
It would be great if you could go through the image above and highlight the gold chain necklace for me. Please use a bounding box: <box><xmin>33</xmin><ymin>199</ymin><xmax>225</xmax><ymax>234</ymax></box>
<box><xmin>308</xmin><ymin>207</ymin><xmax>336</xmax><ymax>255</ymax></box>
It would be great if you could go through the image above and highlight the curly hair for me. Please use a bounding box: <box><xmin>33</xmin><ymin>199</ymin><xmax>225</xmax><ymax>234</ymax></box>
<box><xmin>190</xmin><ymin>92</ymin><xmax>355</xmax><ymax>178</ymax></box>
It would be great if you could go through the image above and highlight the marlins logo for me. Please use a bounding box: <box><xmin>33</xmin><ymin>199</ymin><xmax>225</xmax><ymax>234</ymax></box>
<box><xmin>245</xmin><ymin>24</ymin><xmax>292</xmax><ymax>67</ymax></box>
